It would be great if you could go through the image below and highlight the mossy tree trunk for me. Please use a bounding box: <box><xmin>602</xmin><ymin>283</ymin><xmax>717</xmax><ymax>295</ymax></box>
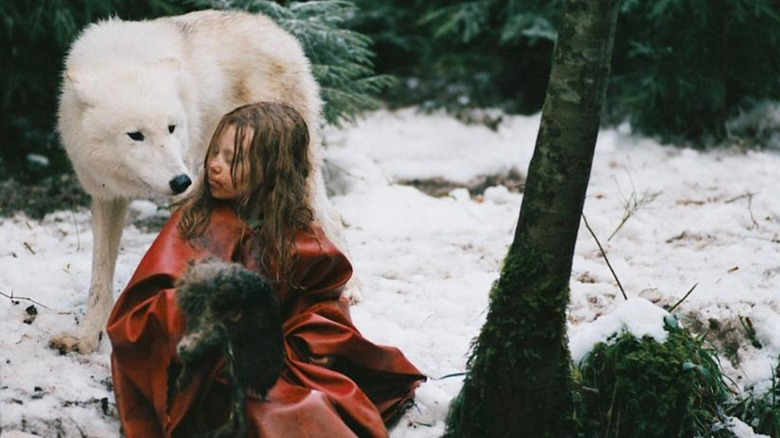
<box><xmin>445</xmin><ymin>0</ymin><xmax>621</xmax><ymax>436</ymax></box>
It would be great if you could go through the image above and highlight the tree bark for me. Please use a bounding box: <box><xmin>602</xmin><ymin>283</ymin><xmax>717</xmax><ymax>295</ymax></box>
<box><xmin>445</xmin><ymin>0</ymin><xmax>621</xmax><ymax>436</ymax></box>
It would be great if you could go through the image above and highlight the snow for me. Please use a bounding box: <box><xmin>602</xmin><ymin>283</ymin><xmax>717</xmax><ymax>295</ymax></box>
<box><xmin>568</xmin><ymin>297</ymin><xmax>671</xmax><ymax>364</ymax></box>
<box><xmin>2</xmin><ymin>107</ymin><xmax>780</xmax><ymax>436</ymax></box>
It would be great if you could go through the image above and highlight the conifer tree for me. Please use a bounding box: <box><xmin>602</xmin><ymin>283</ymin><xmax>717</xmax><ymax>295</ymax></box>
<box><xmin>445</xmin><ymin>0</ymin><xmax>621</xmax><ymax>436</ymax></box>
<box><xmin>351</xmin><ymin>0</ymin><xmax>562</xmax><ymax>115</ymax></box>
<box><xmin>607</xmin><ymin>0</ymin><xmax>780</xmax><ymax>142</ymax></box>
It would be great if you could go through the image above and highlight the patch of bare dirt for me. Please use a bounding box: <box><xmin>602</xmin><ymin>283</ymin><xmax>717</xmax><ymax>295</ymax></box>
<box><xmin>0</xmin><ymin>173</ymin><xmax>90</xmax><ymax>219</ymax></box>
<box><xmin>400</xmin><ymin>168</ymin><xmax>525</xmax><ymax>198</ymax></box>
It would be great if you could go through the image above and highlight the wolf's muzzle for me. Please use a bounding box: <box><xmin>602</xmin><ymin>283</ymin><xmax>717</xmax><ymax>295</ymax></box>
<box><xmin>170</xmin><ymin>174</ymin><xmax>192</xmax><ymax>194</ymax></box>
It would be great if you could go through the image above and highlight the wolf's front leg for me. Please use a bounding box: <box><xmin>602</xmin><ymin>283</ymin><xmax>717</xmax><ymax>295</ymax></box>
<box><xmin>50</xmin><ymin>197</ymin><xmax>129</xmax><ymax>354</ymax></box>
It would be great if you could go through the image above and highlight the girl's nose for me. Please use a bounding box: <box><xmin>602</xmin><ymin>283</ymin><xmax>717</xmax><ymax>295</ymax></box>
<box><xmin>208</xmin><ymin>159</ymin><xmax>220</xmax><ymax>174</ymax></box>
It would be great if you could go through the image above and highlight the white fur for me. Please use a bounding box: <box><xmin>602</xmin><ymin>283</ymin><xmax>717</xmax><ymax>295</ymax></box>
<box><xmin>54</xmin><ymin>10</ymin><xmax>357</xmax><ymax>354</ymax></box>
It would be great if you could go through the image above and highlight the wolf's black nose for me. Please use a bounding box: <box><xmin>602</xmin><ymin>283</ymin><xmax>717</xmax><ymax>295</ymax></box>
<box><xmin>170</xmin><ymin>174</ymin><xmax>192</xmax><ymax>194</ymax></box>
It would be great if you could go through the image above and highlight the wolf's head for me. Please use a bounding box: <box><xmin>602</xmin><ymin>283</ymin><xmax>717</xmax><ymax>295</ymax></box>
<box><xmin>59</xmin><ymin>58</ymin><xmax>199</xmax><ymax>199</ymax></box>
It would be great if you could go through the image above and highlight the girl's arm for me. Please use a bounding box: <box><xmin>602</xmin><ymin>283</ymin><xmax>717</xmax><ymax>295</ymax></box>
<box><xmin>283</xmin><ymin>225</ymin><xmax>354</xmax><ymax>314</ymax></box>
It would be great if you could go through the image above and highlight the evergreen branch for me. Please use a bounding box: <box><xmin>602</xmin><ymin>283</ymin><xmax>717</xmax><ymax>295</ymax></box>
<box><xmin>754</xmin><ymin>2</ymin><xmax>780</xmax><ymax>24</ymax></box>
<box><xmin>351</xmin><ymin>74</ymin><xmax>396</xmax><ymax>92</ymax></box>
<box><xmin>312</xmin><ymin>63</ymin><xmax>375</xmax><ymax>86</ymax></box>
<box><xmin>419</xmin><ymin>2</ymin><xmax>490</xmax><ymax>43</ymax></box>
<box><xmin>500</xmin><ymin>13</ymin><xmax>557</xmax><ymax>44</ymax></box>
<box><xmin>183</xmin><ymin>0</ymin><xmax>294</xmax><ymax>19</ymax></box>
<box><xmin>289</xmin><ymin>28</ymin><xmax>373</xmax><ymax>61</ymax></box>
<box><xmin>320</xmin><ymin>86</ymin><xmax>384</xmax><ymax>125</ymax></box>
<box><xmin>289</xmin><ymin>0</ymin><xmax>357</xmax><ymax>21</ymax></box>
<box><xmin>320</xmin><ymin>85</ymin><xmax>378</xmax><ymax>104</ymax></box>
<box><xmin>180</xmin><ymin>0</ymin><xmax>387</xmax><ymax>126</ymax></box>
<box><xmin>283</xmin><ymin>22</ymin><xmax>371</xmax><ymax>47</ymax></box>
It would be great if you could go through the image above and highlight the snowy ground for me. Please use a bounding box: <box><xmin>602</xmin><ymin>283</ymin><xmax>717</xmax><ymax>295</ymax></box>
<box><xmin>2</xmin><ymin>108</ymin><xmax>780</xmax><ymax>436</ymax></box>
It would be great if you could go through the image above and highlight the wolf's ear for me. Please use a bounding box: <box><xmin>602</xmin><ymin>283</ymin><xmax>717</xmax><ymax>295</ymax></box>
<box><xmin>65</xmin><ymin>69</ymin><xmax>97</xmax><ymax>107</ymax></box>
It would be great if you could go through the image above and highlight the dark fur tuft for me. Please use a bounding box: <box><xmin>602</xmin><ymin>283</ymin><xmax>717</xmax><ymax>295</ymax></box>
<box><xmin>174</xmin><ymin>257</ymin><xmax>284</xmax><ymax>437</ymax></box>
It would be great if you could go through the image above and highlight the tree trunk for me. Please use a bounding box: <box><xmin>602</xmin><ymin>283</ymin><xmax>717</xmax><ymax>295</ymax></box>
<box><xmin>445</xmin><ymin>0</ymin><xmax>621</xmax><ymax>436</ymax></box>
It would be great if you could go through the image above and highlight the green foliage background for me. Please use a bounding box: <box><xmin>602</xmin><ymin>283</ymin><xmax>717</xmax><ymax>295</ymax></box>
<box><xmin>607</xmin><ymin>0</ymin><xmax>780</xmax><ymax>143</ymax></box>
<box><xmin>349</xmin><ymin>0</ymin><xmax>560</xmax><ymax>117</ymax></box>
<box><xmin>3</xmin><ymin>0</ymin><xmax>780</xmax><ymax>181</ymax></box>
<box><xmin>353</xmin><ymin>0</ymin><xmax>780</xmax><ymax>144</ymax></box>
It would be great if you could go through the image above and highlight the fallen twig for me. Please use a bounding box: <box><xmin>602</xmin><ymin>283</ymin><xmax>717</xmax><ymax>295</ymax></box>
<box><xmin>23</xmin><ymin>242</ymin><xmax>36</xmax><ymax>255</ymax></box>
<box><xmin>726</xmin><ymin>191</ymin><xmax>761</xmax><ymax>230</ymax></box>
<box><xmin>0</xmin><ymin>290</ymin><xmax>53</xmax><ymax>310</ymax></box>
<box><xmin>582</xmin><ymin>214</ymin><xmax>628</xmax><ymax>300</ymax></box>
<box><xmin>724</xmin><ymin>192</ymin><xmax>758</xmax><ymax>204</ymax></box>
<box><xmin>747</xmin><ymin>193</ymin><xmax>760</xmax><ymax>230</ymax></box>
<box><xmin>668</xmin><ymin>283</ymin><xmax>698</xmax><ymax>313</ymax></box>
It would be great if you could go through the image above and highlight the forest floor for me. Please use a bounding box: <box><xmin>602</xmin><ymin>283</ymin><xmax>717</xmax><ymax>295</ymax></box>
<box><xmin>2</xmin><ymin>108</ymin><xmax>779</xmax><ymax>437</ymax></box>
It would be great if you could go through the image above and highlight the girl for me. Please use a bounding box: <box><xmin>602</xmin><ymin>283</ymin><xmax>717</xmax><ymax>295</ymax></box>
<box><xmin>107</xmin><ymin>102</ymin><xmax>425</xmax><ymax>437</ymax></box>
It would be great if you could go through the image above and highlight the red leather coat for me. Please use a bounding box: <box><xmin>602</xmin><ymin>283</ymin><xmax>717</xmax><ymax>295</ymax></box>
<box><xmin>107</xmin><ymin>205</ymin><xmax>425</xmax><ymax>437</ymax></box>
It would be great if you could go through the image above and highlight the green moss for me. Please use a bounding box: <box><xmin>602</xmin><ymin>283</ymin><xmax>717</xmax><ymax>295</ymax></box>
<box><xmin>446</xmin><ymin>249</ymin><xmax>576</xmax><ymax>437</ymax></box>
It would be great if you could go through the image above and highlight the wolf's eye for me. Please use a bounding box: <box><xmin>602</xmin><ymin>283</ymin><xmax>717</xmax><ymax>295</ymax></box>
<box><xmin>127</xmin><ymin>131</ymin><xmax>145</xmax><ymax>141</ymax></box>
<box><xmin>168</xmin><ymin>125</ymin><xmax>176</xmax><ymax>134</ymax></box>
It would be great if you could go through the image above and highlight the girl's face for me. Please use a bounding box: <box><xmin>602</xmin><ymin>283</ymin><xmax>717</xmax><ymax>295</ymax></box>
<box><xmin>207</xmin><ymin>125</ymin><xmax>255</xmax><ymax>201</ymax></box>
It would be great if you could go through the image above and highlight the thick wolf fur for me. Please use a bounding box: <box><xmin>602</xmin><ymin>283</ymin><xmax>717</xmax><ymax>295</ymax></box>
<box><xmin>54</xmin><ymin>10</ymin><xmax>354</xmax><ymax>354</ymax></box>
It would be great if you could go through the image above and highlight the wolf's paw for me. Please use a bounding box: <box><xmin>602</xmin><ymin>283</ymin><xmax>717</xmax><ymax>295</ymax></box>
<box><xmin>49</xmin><ymin>333</ymin><xmax>99</xmax><ymax>355</ymax></box>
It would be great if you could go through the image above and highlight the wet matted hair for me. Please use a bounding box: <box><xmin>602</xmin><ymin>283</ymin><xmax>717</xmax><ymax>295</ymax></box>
<box><xmin>176</xmin><ymin>102</ymin><xmax>315</xmax><ymax>279</ymax></box>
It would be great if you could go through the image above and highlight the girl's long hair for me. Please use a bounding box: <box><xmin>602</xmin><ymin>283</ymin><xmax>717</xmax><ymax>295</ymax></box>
<box><xmin>176</xmin><ymin>102</ymin><xmax>315</xmax><ymax>280</ymax></box>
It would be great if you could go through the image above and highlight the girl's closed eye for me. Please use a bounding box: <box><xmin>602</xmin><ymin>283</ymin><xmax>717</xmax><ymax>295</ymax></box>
<box><xmin>207</xmin><ymin>124</ymin><xmax>252</xmax><ymax>201</ymax></box>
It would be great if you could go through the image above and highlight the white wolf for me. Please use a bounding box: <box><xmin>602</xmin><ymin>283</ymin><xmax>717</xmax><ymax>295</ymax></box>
<box><xmin>55</xmin><ymin>10</ymin><xmax>355</xmax><ymax>354</ymax></box>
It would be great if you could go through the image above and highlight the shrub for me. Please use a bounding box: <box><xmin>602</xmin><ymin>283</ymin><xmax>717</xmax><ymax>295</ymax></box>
<box><xmin>727</xmin><ymin>359</ymin><xmax>780</xmax><ymax>437</ymax></box>
<box><xmin>577</xmin><ymin>316</ymin><xmax>732</xmax><ymax>437</ymax></box>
